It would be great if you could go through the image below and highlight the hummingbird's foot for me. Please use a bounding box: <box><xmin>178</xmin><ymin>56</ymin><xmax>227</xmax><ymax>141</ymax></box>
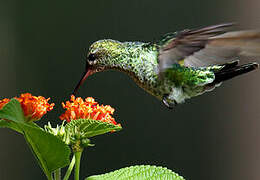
<box><xmin>162</xmin><ymin>94</ymin><xmax>176</xmax><ymax>109</ymax></box>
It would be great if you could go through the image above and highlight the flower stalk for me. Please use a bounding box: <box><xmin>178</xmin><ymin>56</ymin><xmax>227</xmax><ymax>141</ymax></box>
<box><xmin>74</xmin><ymin>151</ymin><xmax>83</xmax><ymax>180</ymax></box>
<box><xmin>63</xmin><ymin>155</ymin><xmax>76</xmax><ymax>180</ymax></box>
<box><xmin>54</xmin><ymin>168</ymin><xmax>61</xmax><ymax>180</ymax></box>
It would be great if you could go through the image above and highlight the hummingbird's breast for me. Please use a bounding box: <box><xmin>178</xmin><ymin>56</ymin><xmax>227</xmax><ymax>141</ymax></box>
<box><xmin>114</xmin><ymin>43</ymin><xmax>166</xmax><ymax>99</ymax></box>
<box><xmin>102</xmin><ymin>41</ymin><xmax>171</xmax><ymax>100</ymax></box>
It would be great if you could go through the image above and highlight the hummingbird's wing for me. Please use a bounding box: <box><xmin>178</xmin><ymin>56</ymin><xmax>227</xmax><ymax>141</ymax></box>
<box><xmin>158</xmin><ymin>23</ymin><xmax>260</xmax><ymax>73</ymax></box>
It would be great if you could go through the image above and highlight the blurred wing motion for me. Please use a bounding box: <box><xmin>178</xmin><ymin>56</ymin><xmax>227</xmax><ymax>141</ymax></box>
<box><xmin>158</xmin><ymin>23</ymin><xmax>260</xmax><ymax>73</ymax></box>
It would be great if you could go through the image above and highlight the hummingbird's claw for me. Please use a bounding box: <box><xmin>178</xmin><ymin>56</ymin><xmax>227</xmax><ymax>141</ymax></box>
<box><xmin>162</xmin><ymin>94</ymin><xmax>175</xmax><ymax>109</ymax></box>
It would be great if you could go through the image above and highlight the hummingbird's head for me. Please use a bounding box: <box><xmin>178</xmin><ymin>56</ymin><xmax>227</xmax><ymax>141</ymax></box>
<box><xmin>73</xmin><ymin>39</ymin><xmax>122</xmax><ymax>94</ymax></box>
<box><xmin>87</xmin><ymin>39</ymin><xmax>122</xmax><ymax>70</ymax></box>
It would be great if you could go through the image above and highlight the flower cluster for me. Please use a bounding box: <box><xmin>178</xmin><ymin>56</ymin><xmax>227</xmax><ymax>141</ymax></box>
<box><xmin>60</xmin><ymin>95</ymin><xmax>119</xmax><ymax>126</ymax></box>
<box><xmin>0</xmin><ymin>93</ymin><xmax>54</xmax><ymax>121</ymax></box>
<box><xmin>0</xmin><ymin>98</ymin><xmax>11</xmax><ymax>109</ymax></box>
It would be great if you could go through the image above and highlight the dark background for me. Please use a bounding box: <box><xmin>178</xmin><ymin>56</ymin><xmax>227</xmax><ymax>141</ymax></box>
<box><xmin>1</xmin><ymin>0</ymin><xmax>260</xmax><ymax>180</ymax></box>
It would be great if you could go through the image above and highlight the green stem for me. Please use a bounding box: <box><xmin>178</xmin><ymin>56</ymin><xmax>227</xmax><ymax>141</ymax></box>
<box><xmin>74</xmin><ymin>151</ymin><xmax>83</xmax><ymax>180</ymax></box>
<box><xmin>63</xmin><ymin>155</ymin><xmax>76</xmax><ymax>180</ymax></box>
<box><xmin>54</xmin><ymin>168</ymin><xmax>61</xmax><ymax>180</ymax></box>
<box><xmin>44</xmin><ymin>170</ymin><xmax>53</xmax><ymax>180</ymax></box>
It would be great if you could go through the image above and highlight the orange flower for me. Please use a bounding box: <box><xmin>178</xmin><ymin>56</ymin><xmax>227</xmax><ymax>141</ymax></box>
<box><xmin>0</xmin><ymin>98</ymin><xmax>10</xmax><ymax>109</ymax></box>
<box><xmin>60</xmin><ymin>95</ymin><xmax>119</xmax><ymax>126</ymax></box>
<box><xmin>0</xmin><ymin>93</ymin><xmax>54</xmax><ymax>121</ymax></box>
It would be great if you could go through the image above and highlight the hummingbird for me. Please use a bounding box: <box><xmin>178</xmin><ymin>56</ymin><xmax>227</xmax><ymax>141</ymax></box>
<box><xmin>73</xmin><ymin>23</ymin><xmax>260</xmax><ymax>108</ymax></box>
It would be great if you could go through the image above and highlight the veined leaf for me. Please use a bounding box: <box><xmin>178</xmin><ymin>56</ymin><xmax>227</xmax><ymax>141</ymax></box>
<box><xmin>65</xmin><ymin>119</ymin><xmax>122</xmax><ymax>138</ymax></box>
<box><xmin>86</xmin><ymin>165</ymin><xmax>185</xmax><ymax>180</ymax></box>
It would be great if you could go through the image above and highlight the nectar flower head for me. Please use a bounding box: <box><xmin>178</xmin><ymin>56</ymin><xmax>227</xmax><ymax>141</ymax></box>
<box><xmin>59</xmin><ymin>95</ymin><xmax>119</xmax><ymax>126</ymax></box>
<box><xmin>0</xmin><ymin>98</ymin><xmax>10</xmax><ymax>109</ymax></box>
<box><xmin>0</xmin><ymin>93</ymin><xmax>54</xmax><ymax>122</ymax></box>
<box><xmin>16</xmin><ymin>93</ymin><xmax>54</xmax><ymax>121</ymax></box>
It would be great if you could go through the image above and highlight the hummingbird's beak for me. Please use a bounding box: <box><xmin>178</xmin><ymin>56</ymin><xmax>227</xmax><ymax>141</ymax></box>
<box><xmin>72</xmin><ymin>63</ymin><xmax>92</xmax><ymax>95</ymax></box>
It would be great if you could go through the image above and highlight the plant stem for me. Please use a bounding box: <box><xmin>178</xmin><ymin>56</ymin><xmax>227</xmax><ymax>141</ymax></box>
<box><xmin>54</xmin><ymin>168</ymin><xmax>61</xmax><ymax>180</ymax></box>
<box><xmin>74</xmin><ymin>151</ymin><xmax>83</xmax><ymax>180</ymax></box>
<box><xmin>47</xmin><ymin>172</ymin><xmax>53</xmax><ymax>180</ymax></box>
<box><xmin>63</xmin><ymin>155</ymin><xmax>76</xmax><ymax>180</ymax></box>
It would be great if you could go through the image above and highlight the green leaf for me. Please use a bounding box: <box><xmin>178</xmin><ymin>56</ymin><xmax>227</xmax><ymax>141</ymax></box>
<box><xmin>65</xmin><ymin>119</ymin><xmax>122</xmax><ymax>138</ymax></box>
<box><xmin>0</xmin><ymin>119</ymin><xmax>22</xmax><ymax>133</ymax></box>
<box><xmin>20</xmin><ymin>123</ymin><xmax>71</xmax><ymax>178</ymax></box>
<box><xmin>0</xmin><ymin>99</ymin><xmax>40</xmax><ymax>134</ymax></box>
<box><xmin>0</xmin><ymin>99</ymin><xmax>26</xmax><ymax>123</ymax></box>
<box><xmin>85</xmin><ymin>165</ymin><xmax>185</xmax><ymax>180</ymax></box>
<box><xmin>0</xmin><ymin>99</ymin><xmax>71</xmax><ymax>179</ymax></box>
<box><xmin>0</xmin><ymin>119</ymin><xmax>42</xmax><ymax>134</ymax></box>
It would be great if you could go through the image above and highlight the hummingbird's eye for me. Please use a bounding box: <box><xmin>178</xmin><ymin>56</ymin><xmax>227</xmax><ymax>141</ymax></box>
<box><xmin>88</xmin><ymin>53</ymin><xmax>96</xmax><ymax>61</ymax></box>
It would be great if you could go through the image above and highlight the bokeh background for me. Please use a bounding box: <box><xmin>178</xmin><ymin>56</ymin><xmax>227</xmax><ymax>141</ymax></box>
<box><xmin>1</xmin><ymin>0</ymin><xmax>260</xmax><ymax>180</ymax></box>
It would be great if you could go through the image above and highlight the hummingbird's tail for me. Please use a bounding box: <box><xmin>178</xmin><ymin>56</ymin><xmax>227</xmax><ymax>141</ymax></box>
<box><xmin>211</xmin><ymin>61</ymin><xmax>259</xmax><ymax>85</ymax></box>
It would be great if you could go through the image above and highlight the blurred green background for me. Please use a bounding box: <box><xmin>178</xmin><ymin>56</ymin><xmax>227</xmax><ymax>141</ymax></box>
<box><xmin>1</xmin><ymin>0</ymin><xmax>260</xmax><ymax>179</ymax></box>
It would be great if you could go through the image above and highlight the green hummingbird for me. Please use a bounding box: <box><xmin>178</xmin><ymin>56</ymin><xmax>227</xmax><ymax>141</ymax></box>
<box><xmin>73</xmin><ymin>23</ymin><xmax>260</xmax><ymax>108</ymax></box>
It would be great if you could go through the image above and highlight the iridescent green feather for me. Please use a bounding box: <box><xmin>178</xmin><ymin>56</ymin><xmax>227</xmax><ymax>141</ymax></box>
<box><xmin>164</xmin><ymin>64</ymin><xmax>216</xmax><ymax>87</ymax></box>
